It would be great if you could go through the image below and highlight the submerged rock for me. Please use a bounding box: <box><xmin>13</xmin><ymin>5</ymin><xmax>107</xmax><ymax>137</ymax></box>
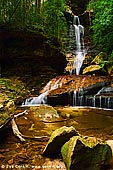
<box><xmin>43</xmin><ymin>126</ymin><xmax>79</xmax><ymax>158</ymax></box>
<box><xmin>61</xmin><ymin>136</ymin><xmax>112</xmax><ymax>170</ymax></box>
<box><xmin>29</xmin><ymin>105</ymin><xmax>59</xmax><ymax>122</ymax></box>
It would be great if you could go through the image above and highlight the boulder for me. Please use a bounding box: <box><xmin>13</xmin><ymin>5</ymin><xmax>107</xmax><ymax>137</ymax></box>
<box><xmin>61</xmin><ymin>136</ymin><xmax>112</xmax><ymax>170</ymax></box>
<box><xmin>43</xmin><ymin>126</ymin><xmax>79</xmax><ymax>158</ymax></box>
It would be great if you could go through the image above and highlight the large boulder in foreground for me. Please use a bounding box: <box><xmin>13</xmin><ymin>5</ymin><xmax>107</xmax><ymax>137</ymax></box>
<box><xmin>43</xmin><ymin>126</ymin><xmax>79</xmax><ymax>158</ymax></box>
<box><xmin>61</xmin><ymin>136</ymin><xmax>112</xmax><ymax>170</ymax></box>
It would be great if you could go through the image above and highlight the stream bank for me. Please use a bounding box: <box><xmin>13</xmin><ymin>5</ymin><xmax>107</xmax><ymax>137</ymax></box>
<box><xmin>0</xmin><ymin>105</ymin><xmax>113</xmax><ymax>169</ymax></box>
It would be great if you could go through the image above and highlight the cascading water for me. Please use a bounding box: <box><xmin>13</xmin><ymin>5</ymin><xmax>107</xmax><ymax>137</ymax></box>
<box><xmin>22</xmin><ymin>76</ymin><xmax>65</xmax><ymax>106</ymax></box>
<box><xmin>70</xmin><ymin>16</ymin><xmax>86</xmax><ymax>105</ymax></box>
<box><xmin>70</xmin><ymin>15</ymin><xmax>86</xmax><ymax>75</ymax></box>
<box><xmin>22</xmin><ymin>91</ymin><xmax>48</xmax><ymax>106</ymax></box>
<box><xmin>92</xmin><ymin>86</ymin><xmax>113</xmax><ymax>109</ymax></box>
<box><xmin>21</xmin><ymin>14</ymin><xmax>113</xmax><ymax>109</ymax></box>
<box><xmin>22</xmin><ymin>74</ymin><xmax>113</xmax><ymax>109</ymax></box>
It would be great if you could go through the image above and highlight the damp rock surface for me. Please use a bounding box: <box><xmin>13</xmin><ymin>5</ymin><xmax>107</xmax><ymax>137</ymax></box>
<box><xmin>40</xmin><ymin>75</ymin><xmax>113</xmax><ymax>107</ymax></box>
<box><xmin>43</xmin><ymin>126</ymin><xmax>79</xmax><ymax>158</ymax></box>
<box><xmin>61</xmin><ymin>136</ymin><xmax>112</xmax><ymax>170</ymax></box>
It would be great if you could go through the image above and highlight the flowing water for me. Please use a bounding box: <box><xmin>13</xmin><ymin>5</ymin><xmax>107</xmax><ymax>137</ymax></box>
<box><xmin>22</xmin><ymin>75</ymin><xmax>113</xmax><ymax>110</ymax></box>
<box><xmin>22</xmin><ymin>16</ymin><xmax>113</xmax><ymax>110</ymax></box>
<box><xmin>22</xmin><ymin>76</ymin><xmax>65</xmax><ymax>106</ymax></box>
<box><xmin>22</xmin><ymin>16</ymin><xmax>87</xmax><ymax>107</ymax></box>
<box><xmin>1</xmin><ymin>106</ymin><xmax>113</xmax><ymax>168</ymax></box>
<box><xmin>70</xmin><ymin>16</ymin><xmax>86</xmax><ymax>75</ymax></box>
<box><xmin>22</xmin><ymin>91</ymin><xmax>48</xmax><ymax>106</ymax></box>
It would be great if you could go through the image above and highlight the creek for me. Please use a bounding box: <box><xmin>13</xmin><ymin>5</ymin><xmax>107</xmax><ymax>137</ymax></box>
<box><xmin>0</xmin><ymin>16</ymin><xmax>113</xmax><ymax>169</ymax></box>
<box><xmin>22</xmin><ymin>16</ymin><xmax>113</xmax><ymax>109</ymax></box>
<box><xmin>0</xmin><ymin>105</ymin><xmax>113</xmax><ymax>169</ymax></box>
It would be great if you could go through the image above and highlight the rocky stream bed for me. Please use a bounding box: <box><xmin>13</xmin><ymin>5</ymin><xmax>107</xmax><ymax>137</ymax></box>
<box><xmin>0</xmin><ymin>28</ymin><xmax>113</xmax><ymax>170</ymax></box>
<box><xmin>0</xmin><ymin>76</ymin><xmax>113</xmax><ymax>170</ymax></box>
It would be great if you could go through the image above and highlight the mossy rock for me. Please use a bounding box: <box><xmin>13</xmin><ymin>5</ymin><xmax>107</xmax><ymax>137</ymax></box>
<box><xmin>0</xmin><ymin>78</ymin><xmax>28</xmax><ymax>129</ymax></box>
<box><xmin>30</xmin><ymin>105</ymin><xmax>59</xmax><ymax>118</ymax></box>
<box><xmin>43</xmin><ymin>126</ymin><xmax>79</xmax><ymax>158</ymax></box>
<box><xmin>61</xmin><ymin>136</ymin><xmax>112</xmax><ymax>170</ymax></box>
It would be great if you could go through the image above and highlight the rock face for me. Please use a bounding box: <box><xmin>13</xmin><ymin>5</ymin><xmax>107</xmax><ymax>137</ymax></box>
<box><xmin>43</xmin><ymin>126</ymin><xmax>79</xmax><ymax>158</ymax></box>
<box><xmin>0</xmin><ymin>28</ymin><xmax>67</xmax><ymax>77</ymax></box>
<box><xmin>40</xmin><ymin>75</ymin><xmax>113</xmax><ymax>108</ymax></box>
<box><xmin>61</xmin><ymin>136</ymin><xmax>112</xmax><ymax>170</ymax></box>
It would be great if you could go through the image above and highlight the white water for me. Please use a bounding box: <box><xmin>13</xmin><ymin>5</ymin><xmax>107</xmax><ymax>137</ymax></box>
<box><xmin>72</xmin><ymin>84</ymin><xmax>113</xmax><ymax>109</ymax></box>
<box><xmin>22</xmin><ymin>77</ymin><xmax>64</xmax><ymax>106</ymax></box>
<box><xmin>22</xmin><ymin>91</ymin><xmax>48</xmax><ymax>106</ymax></box>
<box><xmin>71</xmin><ymin>16</ymin><xmax>86</xmax><ymax>75</ymax></box>
<box><xmin>73</xmin><ymin>90</ymin><xmax>77</xmax><ymax>106</ymax></box>
<box><xmin>92</xmin><ymin>86</ymin><xmax>113</xmax><ymax>109</ymax></box>
<box><xmin>73</xmin><ymin>51</ymin><xmax>86</xmax><ymax>75</ymax></box>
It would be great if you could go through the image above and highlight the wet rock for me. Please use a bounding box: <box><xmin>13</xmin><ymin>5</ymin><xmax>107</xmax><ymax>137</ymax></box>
<box><xmin>43</xmin><ymin>126</ymin><xmax>79</xmax><ymax>158</ymax></box>
<box><xmin>82</xmin><ymin>64</ymin><xmax>102</xmax><ymax>74</ymax></box>
<box><xmin>42</xmin><ymin>75</ymin><xmax>111</xmax><ymax>96</ymax></box>
<box><xmin>61</xmin><ymin>136</ymin><xmax>112</xmax><ymax>170</ymax></box>
<box><xmin>82</xmin><ymin>52</ymin><xmax>107</xmax><ymax>75</ymax></box>
<box><xmin>29</xmin><ymin>105</ymin><xmax>59</xmax><ymax>121</ymax></box>
<box><xmin>0</xmin><ymin>77</ymin><xmax>28</xmax><ymax>131</ymax></box>
<box><xmin>41</xmin><ymin>75</ymin><xmax>112</xmax><ymax>107</ymax></box>
<box><xmin>86</xmin><ymin>85</ymin><xmax>113</xmax><ymax>109</ymax></box>
<box><xmin>82</xmin><ymin>52</ymin><xmax>111</xmax><ymax>75</ymax></box>
<box><xmin>0</xmin><ymin>153</ymin><xmax>5</xmax><ymax>158</ymax></box>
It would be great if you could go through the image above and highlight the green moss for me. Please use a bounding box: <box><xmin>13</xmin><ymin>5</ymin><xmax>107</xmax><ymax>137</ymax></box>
<box><xmin>61</xmin><ymin>136</ymin><xmax>112</xmax><ymax>170</ymax></box>
<box><xmin>0</xmin><ymin>77</ymin><xmax>28</xmax><ymax>127</ymax></box>
<box><xmin>49</xmin><ymin>126</ymin><xmax>76</xmax><ymax>143</ymax></box>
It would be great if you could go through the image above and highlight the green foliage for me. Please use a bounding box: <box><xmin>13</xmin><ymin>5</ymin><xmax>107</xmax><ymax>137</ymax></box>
<box><xmin>40</xmin><ymin>0</ymin><xmax>68</xmax><ymax>44</ymax></box>
<box><xmin>87</xmin><ymin>0</ymin><xmax>113</xmax><ymax>74</ymax></box>
<box><xmin>0</xmin><ymin>0</ymin><xmax>68</xmax><ymax>45</ymax></box>
<box><xmin>89</xmin><ymin>0</ymin><xmax>113</xmax><ymax>53</ymax></box>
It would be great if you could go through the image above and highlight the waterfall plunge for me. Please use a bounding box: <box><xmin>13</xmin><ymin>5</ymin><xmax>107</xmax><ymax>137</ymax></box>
<box><xmin>22</xmin><ymin>77</ymin><xmax>64</xmax><ymax>106</ymax></box>
<box><xmin>71</xmin><ymin>16</ymin><xmax>86</xmax><ymax>106</ymax></box>
<box><xmin>22</xmin><ymin>91</ymin><xmax>48</xmax><ymax>106</ymax></box>
<box><xmin>71</xmin><ymin>16</ymin><xmax>86</xmax><ymax>75</ymax></box>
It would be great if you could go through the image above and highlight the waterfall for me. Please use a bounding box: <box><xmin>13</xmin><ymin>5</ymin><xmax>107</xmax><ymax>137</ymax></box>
<box><xmin>22</xmin><ymin>76</ymin><xmax>65</xmax><ymax>106</ymax></box>
<box><xmin>70</xmin><ymin>16</ymin><xmax>86</xmax><ymax>75</ymax></box>
<box><xmin>72</xmin><ymin>88</ymin><xmax>84</xmax><ymax>106</ymax></box>
<box><xmin>92</xmin><ymin>86</ymin><xmax>113</xmax><ymax>109</ymax></box>
<box><xmin>73</xmin><ymin>90</ymin><xmax>77</xmax><ymax>106</ymax></box>
<box><xmin>22</xmin><ymin>91</ymin><xmax>48</xmax><ymax>106</ymax></box>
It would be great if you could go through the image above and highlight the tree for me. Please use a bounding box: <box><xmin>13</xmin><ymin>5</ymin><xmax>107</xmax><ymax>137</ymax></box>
<box><xmin>89</xmin><ymin>0</ymin><xmax>113</xmax><ymax>54</ymax></box>
<box><xmin>40</xmin><ymin>0</ymin><xmax>68</xmax><ymax>41</ymax></box>
<box><xmin>0</xmin><ymin>0</ymin><xmax>68</xmax><ymax>45</ymax></box>
<box><xmin>87</xmin><ymin>0</ymin><xmax>113</xmax><ymax>74</ymax></box>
